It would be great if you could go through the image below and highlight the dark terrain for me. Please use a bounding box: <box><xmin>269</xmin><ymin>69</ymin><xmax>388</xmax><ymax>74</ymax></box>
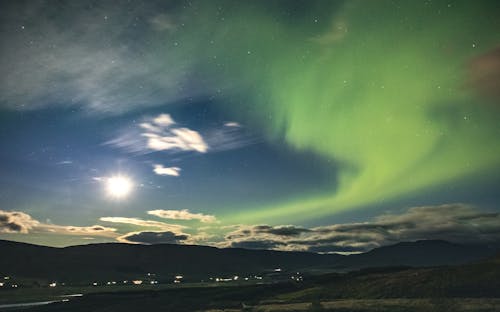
<box><xmin>0</xmin><ymin>239</ymin><xmax>493</xmax><ymax>284</ymax></box>
<box><xmin>0</xmin><ymin>239</ymin><xmax>498</xmax><ymax>311</ymax></box>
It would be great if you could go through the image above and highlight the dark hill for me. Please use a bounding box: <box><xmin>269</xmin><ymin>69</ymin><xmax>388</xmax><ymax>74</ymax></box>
<box><xmin>0</xmin><ymin>240</ymin><xmax>340</xmax><ymax>283</ymax></box>
<box><xmin>334</xmin><ymin>240</ymin><xmax>495</xmax><ymax>270</ymax></box>
<box><xmin>0</xmin><ymin>239</ymin><xmax>495</xmax><ymax>284</ymax></box>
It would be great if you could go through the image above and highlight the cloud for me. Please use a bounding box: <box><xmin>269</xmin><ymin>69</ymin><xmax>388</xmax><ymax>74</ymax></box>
<box><xmin>40</xmin><ymin>224</ymin><xmax>117</xmax><ymax>236</ymax></box>
<box><xmin>230</xmin><ymin>240</ymin><xmax>286</xmax><ymax>250</ymax></box>
<box><xmin>253</xmin><ymin>225</ymin><xmax>311</xmax><ymax>236</ymax></box>
<box><xmin>108</xmin><ymin>114</ymin><xmax>208</xmax><ymax>154</ymax></box>
<box><xmin>224</xmin><ymin>122</ymin><xmax>241</xmax><ymax>127</ymax></box>
<box><xmin>203</xmin><ymin>125</ymin><xmax>259</xmax><ymax>153</ymax></box>
<box><xmin>56</xmin><ymin>160</ymin><xmax>73</xmax><ymax>165</ymax></box>
<box><xmin>153</xmin><ymin>164</ymin><xmax>181</xmax><ymax>176</ymax></box>
<box><xmin>0</xmin><ymin>210</ymin><xmax>116</xmax><ymax>237</ymax></box>
<box><xmin>147</xmin><ymin>209</ymin><xmax>217</xmax><ymax>223</ymax></box>
<box><xmin>153</xmin><ymin>113</ymin><xmax>175</xmax><ymax>127</ymax></box>
<box><xmin>0</xmin><ymin>1</ymin><xmax>206</xmax><ymax>114</ymax></box>
<box><xmin>145</xmin><ymin>127</ymin><xmax>208</xmax><ymax>153</ymax></box>
<box><xmin>117</xmin><ymin>231</ymin><xmax>189</xmax><ymax>244</ymax></box>
<box><xmin>220</xmin><ymin>204</ymin><xmax>500</xmax><ymax>253</ymax></box>
<box><xmin>0</xmin><ymin>211</ymin><xmax>39</xmax><ymax>234</ymax></box>
<box><xmin>149</xmin><ymin>14</ymin><xmax>177</xmax><ymax>33</ymax></box>
<box><xmin>99</xmin><ymin>217</ymin><xmax>186</xmax><ymax>232</ymax></box>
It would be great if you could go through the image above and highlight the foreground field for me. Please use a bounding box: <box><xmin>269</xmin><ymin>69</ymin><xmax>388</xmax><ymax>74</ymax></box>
<box><xmin>247</xmin><ymin>298</ymin><xmax>500</xmax><ymax>312</ymax></box>
<box><xmin>1</xmin><ymin>252</ymin><xmax>498</xmax><ymax>312</ymax></box>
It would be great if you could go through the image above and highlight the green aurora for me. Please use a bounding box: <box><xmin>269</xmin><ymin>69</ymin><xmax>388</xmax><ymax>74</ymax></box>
<box><xmin>1</xmin><ymin>0</ymin><xmax>500</xmax><ymax>248</ymax></box>
<box><xmin>167</xmin><ymin>0</ymin><xmax>500</xmax><ymax>223</ymax></box>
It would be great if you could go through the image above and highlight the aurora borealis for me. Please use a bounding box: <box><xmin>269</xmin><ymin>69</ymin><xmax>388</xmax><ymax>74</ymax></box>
<box><xmin>1</xmin><ymin>0</ymin><xmax>500</xmax><ymax>252</ymax></box>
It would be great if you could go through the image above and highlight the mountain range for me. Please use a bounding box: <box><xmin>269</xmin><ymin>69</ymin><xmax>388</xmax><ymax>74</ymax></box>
<box><xmin>0</xmin><ymin>239</ymin><xmax>495</xmax><ymax>284</ymax></box>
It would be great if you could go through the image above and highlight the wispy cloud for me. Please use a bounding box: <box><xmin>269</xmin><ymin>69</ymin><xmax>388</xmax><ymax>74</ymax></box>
<box><xmin>148</xmin><ymin>209</ymin><xmax>217</xmax><ymax>223</ymax></box>
<box><xmin>203</xmin><ymin>123</ymin><xmax>259</xmax><ymax>153</ymax></box>
<box><xmin>153</xmin><ymin>164</ymin><xmax>181</xmax><ymax>176</ymax></box>
<box><xmin>0</xmin><ymin>2</ymin><xmax>203</xmax><ymax>114</ymax></box>
<box><xmin>42</xmin><ymin>224</ymin><xmax>117</xmax><ymax>236</ymax></box>
<box><xmin>149</xmin><ymin>14</ymin><xmax>177</xmax><ymax>33</ymax></box>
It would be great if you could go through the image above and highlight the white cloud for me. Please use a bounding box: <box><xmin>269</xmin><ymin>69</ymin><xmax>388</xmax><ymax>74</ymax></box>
<box><xmin>108</xmin><ymin>113</ymin><xmax>258</xmax><ymax>158</ymax></box>
<box><xmin>224</xmin><ymin>122</ymin><xmax>241</xmax><ymax>127</ymax></box>
<box><xmin>110</xmin><ymin>114</ymin><xmax>209</xmax><ymax>155</ymax></box>
<box><xmin>148</xmin><ymin>209</ymin><xmax>217</xmax><ymax>223</ymax></box>
<box><xmin>170</xmin><ymin>128</ymin><xmax>208</xmax><ymax>152</ymax></box>
<box><xmin>153</xmin><ymin>114</ymin><xmax>175</xmax><ymax>127</ymax></box>
<box><xmin>153</xmin><ymin>164</ymin><xmax>181</xmax><ymax>176</ymax></box>
<box><xmin>143</xmin><ymin>127</ymin><xmax>208</xmax><ymax>153</ymax></box>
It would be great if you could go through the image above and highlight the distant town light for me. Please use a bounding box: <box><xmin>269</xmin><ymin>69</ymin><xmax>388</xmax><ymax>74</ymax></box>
<box><xmin>132</xmin><ymin>280</ymin><xmax>143</xmax><ymax>285</ymax></box>
<box><xmin>49</xmin><ymin>282</ymin><xmax>57</xmax><ymax>287</ymax></box>
<box><xmin>175</xmin><ymin>275</ymin><xmax>183</xmax><ymax>279</ymax></box>
<box><xmin>92</xmin><ymin>282</ymin><xmax>98</xmax><ymax>286</ymax></box>
<box><xmin>0</xmin><ymin>282</ymin><xmax>4</xmax><ymax>287</ymax></box>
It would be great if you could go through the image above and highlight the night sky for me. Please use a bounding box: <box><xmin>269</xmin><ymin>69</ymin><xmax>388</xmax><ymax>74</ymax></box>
<box><xmin>1</xmin><ymin>0</ymin><xmax>500</xmax><ymax>253</ymax></box>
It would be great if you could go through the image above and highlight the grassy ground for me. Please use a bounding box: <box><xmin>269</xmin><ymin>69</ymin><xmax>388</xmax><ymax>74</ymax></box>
<box><xmin>208</xmin><ymin>298</ymin><xmax>500</xmax><ymax>312</ymax></box>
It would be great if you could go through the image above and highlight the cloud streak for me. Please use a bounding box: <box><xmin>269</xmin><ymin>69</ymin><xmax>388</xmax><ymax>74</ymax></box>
<box><xmin>99</xmin><ymin>216</ymin><xmax>186</xmax><ymax>232</ymax></box>
<box><xmin>148</xmin><ymin>209</ymin><xmax>217</xmax><ymax>223</ymax></box>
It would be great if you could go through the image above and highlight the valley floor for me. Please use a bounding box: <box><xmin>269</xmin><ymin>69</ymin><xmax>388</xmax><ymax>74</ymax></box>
<box><xmin>236</xmin><ymin>298</ymin><xmax>500</xmax><ymax>312</ymax></box>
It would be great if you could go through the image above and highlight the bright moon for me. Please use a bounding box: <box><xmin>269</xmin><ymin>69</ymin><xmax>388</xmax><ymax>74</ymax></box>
<box><xmin>106</xmin><ymin>176</ymin><xmax>133</xmax><ymax>199</ymax></box>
